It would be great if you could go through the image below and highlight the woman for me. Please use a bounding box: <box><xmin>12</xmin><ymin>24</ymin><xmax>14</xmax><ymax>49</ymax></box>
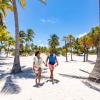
<box><xmin>33</xmin><ymin>51</ymin><xmax>45</xmax><ymax>87</ymax></box>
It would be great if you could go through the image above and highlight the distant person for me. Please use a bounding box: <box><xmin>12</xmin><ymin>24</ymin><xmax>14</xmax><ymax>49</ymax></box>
<box><xmin>33</xmin><ymin>51</ymin><xmax>45</xmax><ymax>87</ymax></box>
<box><xmin>46</xmin><ymin>50</ymin><xmax>58</xmax><ymax>84</ymax></box>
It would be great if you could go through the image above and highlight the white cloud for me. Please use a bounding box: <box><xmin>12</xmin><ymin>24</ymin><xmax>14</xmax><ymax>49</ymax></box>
<box><xmin>40</xmin><ymin>19</ymin><xmax>56</xmax><ymax>24</ymax></box>
<box><xmin>78</xmin><ymin>32</ymin><xmax>87</xmax><ymax>38</ymax></box>
<box><xmin>34</xmin><ymin>40</ymin><xmax>48</xmax><ymax>47</ymax></box>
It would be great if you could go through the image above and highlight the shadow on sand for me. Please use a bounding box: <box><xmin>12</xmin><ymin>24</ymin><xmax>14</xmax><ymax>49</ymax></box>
<box><xmin>1</xmin><ymin>76</ymin><xmax>21</xmax><ymax>94</ymax></box>
<box><xmin>0</xmin><ymin>62</ymin><xmax>13</xmax><ymax>66</ymax></box>
<box><xmin>59</xmin><ymin>73</ymin><xmax>88</xmax><ymax>80</ymax></box>
<box><xmin>82</xmin><ymin>81</ymin><xmax>100</xmax><ymax>93</ymax></box>
<box><xmin>12</xmin><ymin>67</ymin><xmax>35</xmax><ymax>79</ymax></box>
<box><xmin>79</xmin><ymin>69</ymin><xmax>90</xmax><ymax>74</ymax></box>
<box><xmin>87</xmin><ymin>60</ymin><xmax>96</xmax><ymax>64</ymax></box>
<box><xmin>42</xmin><ymin>75</ymin><xmax>60</xmax><ymax>84</ymax></box>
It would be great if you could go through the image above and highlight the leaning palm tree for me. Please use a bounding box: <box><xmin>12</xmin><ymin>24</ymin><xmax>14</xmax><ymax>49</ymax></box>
<box><xmin>89</xmin><ymin>0</ymin><xmax>100</xmax><ymax>81</ymax></box>
<box><xmin>10</xmin><ymin>0</ymin><xmax>46</xmax><ymax>73</ymax></box>
<box><xmin>65</xmin><ymin>35</ymin><xmax>75</xmax><ymax>61</ymax></box>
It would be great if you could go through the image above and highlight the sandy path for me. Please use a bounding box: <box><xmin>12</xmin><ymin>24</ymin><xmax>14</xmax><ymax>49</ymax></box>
<box><xmin>0</xmin><ymin>54</ymin><xmax>100</xmax><ymax>100</ymax></box>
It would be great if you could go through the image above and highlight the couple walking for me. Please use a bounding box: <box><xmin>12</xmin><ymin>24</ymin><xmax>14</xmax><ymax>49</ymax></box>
<box><xmin>33</xmin><ymin>50</ymin><xmax>58</xmax><ymax>87</ymax></box>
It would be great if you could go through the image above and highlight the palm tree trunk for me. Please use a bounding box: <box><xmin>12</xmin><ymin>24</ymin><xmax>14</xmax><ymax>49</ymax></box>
<box><xmin>65</xmin><ymin>40</ymin><xmax>68</xmax><ymax>62</ymax></box>
<box><xmin>96</xmin><ymin>46</ymin><xmax>98</xmax><ymax>56</ymax></box>
<box><xmin>71</xmin><ymin>47</ymin><xmax>73</xmax><ymax>61</ymax></box>
<box><xmin>6</xmin><ymin>45</ymin><xmax>10</xmax><ymax>57</ymax></box>
<box><xmin>89</xmin><ymin>46</ymin><xmax>100</xmax><ymax>81</ymax></box>
<box><xmin>0</xmin><ymin>13</ymin><xmax>3</xmax><ymax>26</ymax></box>
<box><xmin>11</xmin><ymin>0</ymin><xmax>21</xmax><ymax>73</ymax></box>
<box><xmin>83</xmin><ymin>46</ymin><xmax>86</xmax><ymax>62</ymax></box>
<box><xmin>70</xmin><ymin>38</ymin><xmax>73</xmax><ymax>61</ymax></box>
<box><xmin>86</xmin><ymin>47</ymin><xmax>88</xmax><ymax>62</ymax></box>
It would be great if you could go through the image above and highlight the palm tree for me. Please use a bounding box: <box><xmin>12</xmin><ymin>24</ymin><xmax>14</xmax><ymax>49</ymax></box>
<box><xmin>11</xmin><ymin>0</ymin><xmax>21</xmax><ymax>73</ymax></box>
<box><xmin>0</xmin><ymin>13</ymin><xmax>3</xmax><ymax>26</ymax></box>
<box><xmin>73</xmin><ymin>38</ymin><xmax>83</xmax><ymax>55</ymax></box>
<box><xmin>19</xmin><ymin>30</ymin><xmax>26</xmax><ymax>55</ymax></box>
<box><xmin>26</xmin><ymin>29</ymin><xmax>35</xmax><ymax>46</ymax></box>
<box><xmin>0</xmin><ymin>0</ymin><xmax>13</xmax><ymax>25</ymax></box>
<box><xmin>6</xmin><ymin>36</ymin><xmax>15</xmax><ymax>57</ymax></box>
<box><xmin>0</xmin><ymin>25</ymin><xmax>9</xmax><ymax>48</ymax></box>
<box><xmin>65</xmin><ymin>35</ymin><xmax>75</xmax><ymax>61</ymax></box>
<box><xmin>79</xmin><ymin>35</ymin><xmax>92</xmax><ymax>62</ymax></box>
<box><xmin>88</xmin><ymin>26</ymin><xmax>100</xmax><ymax>55</ymax></box>
<box><xmin>89</xmin><ymin>0</ymin><xmax>100</xmax><ymax>81</ymax></box>
<box><xmin>25</xmin><ymin>29</ymin><xmax>35</xmax><ymax>54</ymax></box>
<box><xmin>11</xmin><ymin>0</ymin><xmax>46</xmax><ymax>73</ymax></box>
<box><xmin>48</xmin><ymin>34</ymin><xmax>59</xmax><ymax>52</ymax></box>
<box><xmin>63</xmin><ymin>36</ymin><xmax>68</xmax><ymax>62</ymax></box>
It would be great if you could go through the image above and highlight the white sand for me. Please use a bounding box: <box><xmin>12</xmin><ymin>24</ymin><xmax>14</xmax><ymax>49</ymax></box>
<box><xmin>0</xmin><ymin>54</ymin><xmax>100</xmax><ymax>100</ymax></box>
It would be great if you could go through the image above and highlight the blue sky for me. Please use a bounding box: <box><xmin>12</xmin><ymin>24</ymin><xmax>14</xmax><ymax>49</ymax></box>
<box><xmin>5</xmin><ymin>0</ymin><xmax>98</xmax><ymax>47</ymax></box>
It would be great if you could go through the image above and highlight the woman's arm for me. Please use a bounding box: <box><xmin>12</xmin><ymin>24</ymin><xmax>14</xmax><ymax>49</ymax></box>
<box><xmin>46</xmin><ymin>56</ymin><xmax>49</xmax><ymax>66</ymax></box>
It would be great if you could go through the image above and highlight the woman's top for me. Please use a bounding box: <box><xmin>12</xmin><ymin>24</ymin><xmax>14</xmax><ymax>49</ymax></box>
<box><xmin>33</xmin><ymin>56</ymin><xmax>43</xmax><ymax>68</ymax></box>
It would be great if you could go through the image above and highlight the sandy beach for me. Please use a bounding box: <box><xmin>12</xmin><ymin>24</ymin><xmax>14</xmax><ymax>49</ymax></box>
<box><xmin>0</xmin><ymin>54</ymin><xmax>100</xmax><ymax>100</ymax></box>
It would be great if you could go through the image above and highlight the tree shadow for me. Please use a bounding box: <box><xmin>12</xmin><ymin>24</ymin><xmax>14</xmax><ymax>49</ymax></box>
<box><xmin>42</xmin><ymin>75</ymin><xmax>60</xmax><ymax>84</ymax></box>
<box><xmin>0</xmin><ymin>62</ymin><xmax>13</xmax><ymax>66</ymax></box>
<box><xmin>87</xmin><ymin>60</ymin><xmax>96</xmax><ymax>64</ymax></box>
<box><xmin>0</xmin><ymin>58</ymin><xmax>7</xmax><ymax>60</ymax></box>
<box><xmin>82</xmin><ymin>81</ymin><xmax>100</xmax><ymax>93</ymax></box>
<box><xmin>12</xmin><ymin>67</ymin><xmax>35</xmax><ymax>79</ymax></box>
<box><xmin>42</xmin><ymin>68</ymin><xmax>48</xmax><ymax>73</ymax></box>
<box><xmin>0</xmin><ymin>57</ymin><xmax>13</xmax><ymax>60</ymax></box>
<box><xmin>79</xmin><ymin>69</ymin><xmax>90</xmax><ymax>74</ymax></box>
<box><xmin>0</xmin><ymin>72</ymin><xmax>10</xmax><ymax>80</ymax></box>
<box><xmin>0</xmin><ymin>76</ymin><xmax>21</xmax><ymax>94</ymax></box>
<box><xmin>59</xmin><ymin>73</ymin><xmax>88</xmax><ymax>80</ymax></box>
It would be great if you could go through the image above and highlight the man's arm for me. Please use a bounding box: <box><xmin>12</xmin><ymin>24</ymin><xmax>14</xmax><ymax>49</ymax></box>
<box><xmin>55</xmin><ymin>56</ymin><xmax>58</xmax><ymax>66</ymax></box>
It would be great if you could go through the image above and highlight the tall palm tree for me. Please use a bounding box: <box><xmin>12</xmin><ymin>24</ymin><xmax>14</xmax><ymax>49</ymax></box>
<box><xmin>73</xmin><ymin>38</ymin><xmax>82</xmax><ymax>55</ymax></box>
<box><xmin>48</xmin><ymin>34</ymin><xmax>59</xmax><ymax>52</ymax></box>
<box><xmin>19</xmin><ymin>30</ymin><xmax>26</xmax><ymax>55</ymax></box>
<box><xmin>26</xmin><ymin>29</ymin><xmax>35</xmax><ymax>45</ymax></box>
<box><xmin>25</xmin><ymin>29</ymin><xmax>35</xmax><ymax>54</ymax></box>
<box><xmin>11</xmin><ymin>0</ymin><xmax>21</xmax><ymax>73</ymax></box>
<box><xmin>10</xmin><ymin>0</ymin><xmax>46</xmax><ymax>73</ymax></box>
<box><xmin>89</xmin><ymin>0</ymin><xmax>100</xmax><ymax>81</ymax></box>
<box><xmin>65</xmin><ymin>35</ymin><xmax>75</xmax><ymax>61</ymax></box>
<box><xmin>79</xmin><ymin>35</ymin><xmax>92</xmax><ymax>62</ymax></box>
<box><xmin>64</xmin><ymin>36</ymin><xmax>68</xmax><ymax>62</ymax></box>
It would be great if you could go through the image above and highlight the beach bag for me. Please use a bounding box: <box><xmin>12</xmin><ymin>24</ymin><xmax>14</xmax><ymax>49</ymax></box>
<box><xmin>48</xmin><ymin>54</ymin><xmax>56</xmax><ymax>65</ymax></box>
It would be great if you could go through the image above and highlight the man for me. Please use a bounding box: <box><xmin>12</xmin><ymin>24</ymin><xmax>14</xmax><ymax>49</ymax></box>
<box><xmin>46</xmin><ymin>50</ymin><xmax>58</xmax><ymax>84</ymax></box>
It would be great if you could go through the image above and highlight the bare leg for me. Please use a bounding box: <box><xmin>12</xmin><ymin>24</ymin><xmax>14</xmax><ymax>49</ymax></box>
<box><xmin>35</xmin><ymin>74</ymin><xmax>38</xmax><ymax>85</ymax></box>
<box><xmin>50</xmin><ymin>70</ymin><xmax>54</xmax><ymax>84</ymax></box>
<box><xmin>38</xmin><ymin>68</ymin><xmax>41</xmax><ymax>84</ymax></box>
